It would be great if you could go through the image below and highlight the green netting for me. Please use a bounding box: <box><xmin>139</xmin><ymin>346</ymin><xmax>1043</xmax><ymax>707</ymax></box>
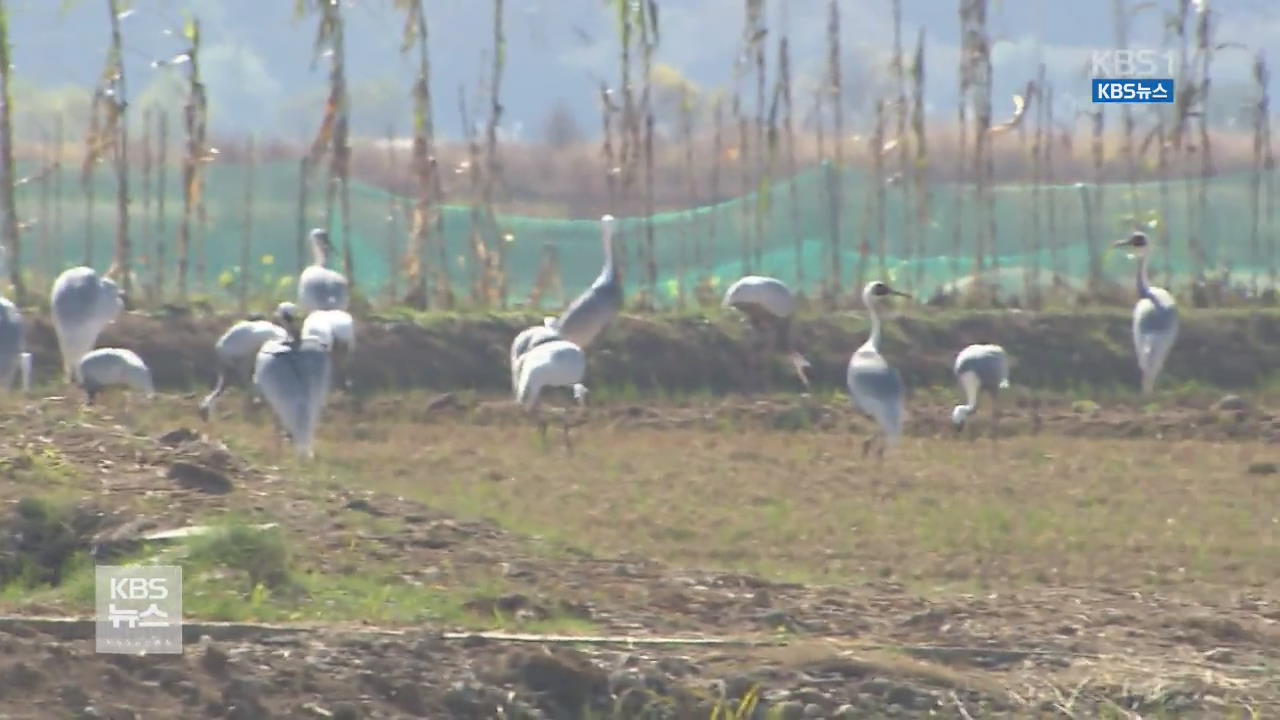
<box><xmin>12</xmin><ymin>159</ymin><xmax>1278</xmax><ymax>305</ymax></box>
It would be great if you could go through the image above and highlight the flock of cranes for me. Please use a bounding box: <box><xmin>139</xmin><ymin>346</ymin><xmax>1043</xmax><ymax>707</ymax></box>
<box><xmin>0</xmin><ymin>212</ymin><xmax>1179</xmax><ymax>460</ymax></box>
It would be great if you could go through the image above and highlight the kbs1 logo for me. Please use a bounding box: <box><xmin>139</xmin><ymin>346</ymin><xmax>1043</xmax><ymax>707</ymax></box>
<box><xmin>1091</xmin><ymin>49</ymin><xmax>1176</xmax><ymax>104</ymax></box>
<box><xmin>95</xmin><ymin>565</ymin><xmax>183</xmax><ymax>654</ymax></box>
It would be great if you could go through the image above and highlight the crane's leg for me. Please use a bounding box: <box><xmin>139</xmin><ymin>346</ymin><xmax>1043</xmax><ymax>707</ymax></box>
<box><xmin>861</xmin><ymin>433</ymin><xmax>875</xmax><ymax>458</ymax></box>
<box><xmin>990</xmin><ymin>390</ymin><xmax>1001</xmax><ymax>442</ymax></box>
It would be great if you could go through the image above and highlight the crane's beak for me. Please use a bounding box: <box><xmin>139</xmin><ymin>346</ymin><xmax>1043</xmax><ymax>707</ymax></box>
<box><xmin>889</xmin><ymin>289</ymin><xmax>912</xmax><ymax>299</ymax></box>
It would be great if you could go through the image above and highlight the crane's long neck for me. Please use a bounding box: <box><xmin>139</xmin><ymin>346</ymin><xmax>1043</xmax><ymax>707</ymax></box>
<box><xmin>1136</xmin><ymin>251</ymin><xmax>1154</xmax><ymax>301</ymax></box>
<box><xmin>312</xmin><ymin>239</ymin><xmax>329</xmax><ymax>268</ymax></box>
<box><xmin>864</xmin><ymin>294</ymin><xmax>883</xmax><ymax>351</ymax></box>
<box><xmin>599</xmin><ymin>226</ymin><xmax>616</xmax><ymax>284</ymax></box>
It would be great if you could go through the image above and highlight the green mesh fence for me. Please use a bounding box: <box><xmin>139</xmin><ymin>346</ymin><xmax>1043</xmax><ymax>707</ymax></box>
<box><xmin>13</xmin><ymin>159</ymin><xmax>1277</xmax><ymax>306</ymax></box>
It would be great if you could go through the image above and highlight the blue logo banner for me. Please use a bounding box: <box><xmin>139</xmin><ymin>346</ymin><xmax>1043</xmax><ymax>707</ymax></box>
<box><xmin>1092</xmin><ymin>78</ymin><xmax>1175</xmax><ymax>104</ymax></box>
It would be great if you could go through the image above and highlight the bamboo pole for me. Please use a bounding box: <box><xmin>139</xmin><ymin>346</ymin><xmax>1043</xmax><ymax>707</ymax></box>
<box><xmin>909</xmin><ymin>28</ymin><xmax>928</xmax><ymax>295</ymax></box>
<box><xmin>0</xmin><ymin>2</ymin><xmax>22</xmax><ymax>301</ymax></box>
<box><xmin>296</xmin><ymin>156</ymin><xmax>311</xmax><ymax>277</ymax></box>
<box><xmin>178</xmin><ymin>17</ymin><xmax>206</xmax><ymax>300</ymax></box>
<box><xmin>825</xmin><ymin>0</ymin><xmax>843</xmax><ymax>305</ymax></box>
<box><xmin>53</xmin><ymin>114</ymin><xmax>63</xmax><ymax>274</ymax></box>
<box><xmin>155</xmin><ymin>111</ymin><xmax>167</xmax><ymax>297</ymax></box>
<box><xmin>482</xmin><ymin>0</ymin><xmax>506</xmax><ymax>308</ymax></box>
<box><xmin>105</xmin><ymin>0</ymin><xmax>131</xmax><ymax>294</ymax></box>
<box><xmin>708</xmin><ymin>96</ymin><xmax>723</xmax><ymax>281</ymax></box>
<box><xmin>384</xmin><ymin>126</ymin><xmax>400</xmax><ymax>303</ymax></box>
<box><xmin>140</xmin><ymin>109</ymin><xmax>152</xmax><ymax>300</ymax></box>
<box><xmin>890</xmin><ymin>0</ymin><xmax>912</xmax><ymax>294</ymax></box>
<box><xmin>238</xmin><ymin>135</ymin><xmax>255</xmax><ymax>313</ymax></box>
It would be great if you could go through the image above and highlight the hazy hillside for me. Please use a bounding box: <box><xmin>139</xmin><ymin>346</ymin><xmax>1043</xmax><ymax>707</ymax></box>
<box><xmin>6</xmin><ymin>0</ymin><xmax>1278</xmax><ymax>142</ymax></box>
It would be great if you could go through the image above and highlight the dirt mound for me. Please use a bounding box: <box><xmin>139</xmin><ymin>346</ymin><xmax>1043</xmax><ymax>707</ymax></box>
<box><xmin>21</xmin><ymin>307</ymin><xmax>1279</xmax><ymax>395</ymax></box>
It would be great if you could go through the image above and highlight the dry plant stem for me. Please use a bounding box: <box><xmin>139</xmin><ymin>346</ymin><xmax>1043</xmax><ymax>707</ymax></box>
<box><xmin>0</xmin><ymin>2</ymin><xmax>22</xmax><ymax>301</ymax></box>
<box><xmin>178</xmin><ymin>17</ymin><xmax>207</xmax><ymax>300</ymax></box>
<box><xmin>238</xmin><ymin>136</ymin><xmax>256</xmax><ymax>313</ymax></box>
<box><xmin>825</xmin><ymin>0</ymin><xmax>844</xmax><ymax>306</ymax></box>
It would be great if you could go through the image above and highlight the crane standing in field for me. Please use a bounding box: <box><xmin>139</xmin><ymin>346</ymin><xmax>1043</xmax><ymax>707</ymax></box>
<box><xmin>50</xmin><ymin>266</ymin><xmax>125</xmax><ymax>382</ymax></box>
<box><xmin>254</xmin><ymin>302</ymin><xmax>333</xmax><ymax>460</ymax></box>
<box><xmin>847</xmin><ymin>281</ymin><xmax>911</xmax><ymax>459</ymax></box>
<box><xmin>951</xmin><ymin>343</ymin><xmax>1010</xmax><ymax>439</ymax></box>
<box><xmin>298</xmin><ymin>229</ymin><xmax>350</xmax><ymax>313</ymax></box>
<box><xmin>198</xmin><ymin>307</ymin><xmax>291</xmax><ymax>421</ymax></box>
<box><xmin>513</xmin><ymin>337</ymin><xmax>589</xmax><ymax>453</ymax></box>
<box><xmin>546</xmin><ymin>215</ymin><xmax>622</xmax><ymax>349</ymax></box>
<box><xmin>722</xmin><ymin>275</ymin><xmax>811</xmax><ymax>393</ymax></box>
<box><xmin>1114</xmin><ymin>231</ymin><xmax>1179</xmax><ymax>394</ymax></box>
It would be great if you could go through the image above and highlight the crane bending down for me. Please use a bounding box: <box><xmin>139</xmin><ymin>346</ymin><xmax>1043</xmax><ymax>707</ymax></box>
<box><xmin>198</xmin><ymin>307</ymin><xmax>290</xmax><ymax>421</ymax></box>
<box><xmin>847</xmin><ymin>281</ymin><xmax>910</xmax><ymax>459</ymax></box>
<box><xmin>951</xmin><ymin>344</ymin><xmax>1010</xmax><ymax>439</ymax></box>
<box><xmin>51</xmin><ymin>266</ymin><xmax>125</xmax><ymax>382</ymax></box>
<box><xmin>546</xmin><ymin>215</ymin><xmax>622</xmax><ymax>349</ymax></box>
<box><xmin>78</xmin><ymin>348</ymin><xmax>154</xmax><ymax>404</ymax></box>
<box><xmin>722</xmin><ymin>275</ymin><xmax>811</xmax><ymax>392</ymax></box>
<box><xmin>254</xmin><ymin>303</ymin><xmax>333</xmax><ymax>460</ymax></box>
<box><xmin>302</xmin><ymin>308</ymin><xmax>357</xmax><ymax>391</ymax></box>
<box><xmin>514</xmin><ymin>338</ymin><xmax>589</xmax><ymax>452</ymax></box>
<box><xmin>298</xmin><ymin>229</ymin><xmax>350</xmax><ymax>313</ymax></box>
<box><xmin>509</xmin><ymin>321</ymin><xmax>561</xmax><ymax>396</ymax></box>
<box><xmin>1114</xmin><ymin>231</ymin><xmax>1178</xmax><ymax>394</ymax></box>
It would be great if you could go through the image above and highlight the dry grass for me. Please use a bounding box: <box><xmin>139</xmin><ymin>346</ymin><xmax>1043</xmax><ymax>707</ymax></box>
<box><xmin>133</xmin><ymin>392</ymin><xmax>1280</xmax><ymax>598</ymax></box>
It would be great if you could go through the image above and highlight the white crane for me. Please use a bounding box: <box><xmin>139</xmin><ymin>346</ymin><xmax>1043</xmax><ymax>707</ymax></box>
<box><xmin>1114</xmin><ymin>231</ymin><xmax>1179</xmax><ymax>394</ymax></box>
<box><xmin>298</xmin><ymin>228</ymin><xmax>350</xmax><ymax>313</ymax></box>
<box><xmin>253</xmin><ymin>303</ymin><xmax>333</xmax><ymax>459</ymax></box>
<box><xmin>198</xmin><ymin>306</ymin><xmax>291</xmax><ymax>421</ymax></box>
<box><xmin>847</xmin><ymin>281</ymin><xmax>910</xmax><ymax>459</ymax></box>
<box><xmin>78</xmin><ymin>348</ymin><xmax>154</xmax><ymax>404</ymax></box>
<box><xmin>513</xmin><ymin>338</ymin><xmax>588</xmax><ymax>452</ymax></box>
<box><xmin>951</xmin><ymin>343</ymin><xmax>1010</xmax><ymax>439</ymax></box>
<box><xmin>302</xmin><ymin>308</ymin><xmax>357</xmax><ymax>391</ymax></box>
<box><xmin>722</xmin><ymin>275</ymin><xmax>811</xmax><ymax>391</ymax></box>
<box><xmin>51</xmin><ymin>266</ymin><xmax>124</xmax><ymax>382</ymax></box>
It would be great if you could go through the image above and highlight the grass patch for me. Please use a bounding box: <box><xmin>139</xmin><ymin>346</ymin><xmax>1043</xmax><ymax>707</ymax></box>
<box><xmin>0</xmin><ymin>516</ymin><xmax>600</xmax><ymax>632</ymax></box>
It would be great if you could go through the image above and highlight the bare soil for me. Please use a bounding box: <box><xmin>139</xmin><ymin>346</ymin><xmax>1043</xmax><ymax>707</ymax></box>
<box><xmin>0</xmin><ymin>391</ymin><xmax>1276</xmax><ymax>718</ymax></box>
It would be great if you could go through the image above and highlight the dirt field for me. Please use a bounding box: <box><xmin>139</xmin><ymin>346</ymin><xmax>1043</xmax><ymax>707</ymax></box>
<box><xmin>28</xmin><ymin>306</ymin><xmax>1280</xmax><ymax>394</ymax></box>
<box><xmin>0</xmin><ymin>377</ymin><xmax>1276</xmax><ymax>718</ymax></box>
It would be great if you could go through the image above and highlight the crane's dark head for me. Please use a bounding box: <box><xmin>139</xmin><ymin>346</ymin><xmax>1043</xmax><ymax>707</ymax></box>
<box><xmin>1114</xmin><ymin>231</ymin><xmax>1149</xmax><ymax>252</ymax></box>
<box><xmin>274</xmin><ymin>302</ymin><xmax>301</xmax><ymax>338</ymax></box>
<box><xmin>310</xmin><ymin>228</ymin><xmax>332</xmax><ymax>250</ymax></box>
<box><xmin>865</xmin><ymin>281</ymin><xmax>911</xmax><ymax>300</ymax></box>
